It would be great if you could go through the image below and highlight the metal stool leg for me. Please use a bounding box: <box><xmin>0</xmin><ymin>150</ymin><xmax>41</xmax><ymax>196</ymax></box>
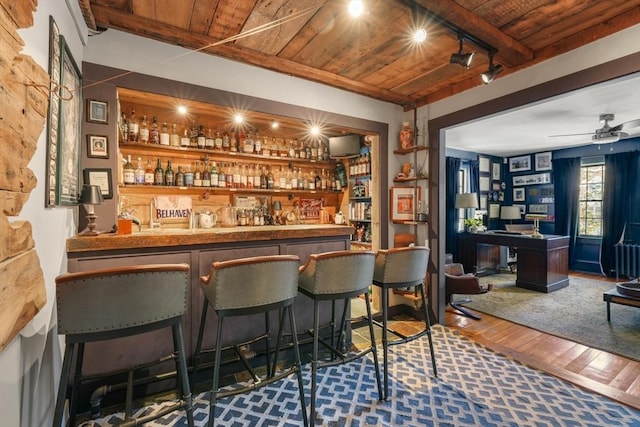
<box><xmin>53</xmin><ymin>342</ymin><xmax>74</xmax><ymax>427</ymax></box>
<box><xmin>172</xmin><ymin>322</ymin><xmax>194</xmax><ymax>427</ymax></box>
<box><xmin>381</xmin><ymin>286</ymin><xmax>390</xmax><ymax>400</ymax></box>
<box><xmin>310</xmin><ymin>299</ymin><xmax>320</xmax><ymax>423</ymax></box>
<box><xmin>419</xmin><ymin>284</ymin><xmax>437</xmax><ymax>377</ymax></box>
<box><xmin>287</xmin><ymin>305</ymin><xmax>309</xmax><ymax>427</ymax></box>
<box><xmin>365</xmin><ymin>292</ymin><xmax>383</xmax><ymax>400</ymax></box>
<box><xmin>191</xmin><ymin>298</ymin><xmax>209</xmax><ymax>385</ymax></box>
<box><xmin>208</xmin><ymin>316</ymin><xmax>225</xmax><ymax>427</ymax></box>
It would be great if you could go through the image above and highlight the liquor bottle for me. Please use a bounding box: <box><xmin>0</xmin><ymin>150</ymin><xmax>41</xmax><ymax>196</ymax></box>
<box><xmin>170</xmin><ymin>123</ymin><xmax>180</xmax><ymax>146</ymax></box>
<box><xmin>214</xmin><ymin>131</ymin><xmax>223</xmax><ymax>150</ymax></box>
<box><xmin>290</xmin><ymin>167</ymin><xmax>298</xmax><ymax>189</ymax></box>
<box><xmin>210</xmin><ymin>162</ymin><xmax>219</xmax><ymax>187</ymax></box>
<box><xmin>222</xmin><ymin>131</ymin><xmax>230</xmax><ymax>151</ymax></box>
<box><xmin>139</xmin><ymin>115</ymin><xmax>149</xmax><ymax>143</ymax></box>
<box><xmin>184</xmin><ymin>164</ymin><xmax>194</xmax><ymax>187</ymax></box>
<box><xmin>317</xmin><ymin>139</ymin><xmax>325</xmax><ymax>160</ymax></box>
<box><xmin>134</xmin><ymin>157</ymin><xmax>145</xmax><ymax>185</ymax></box>
<box><xmin>197</xmin><ymin>125</ymin><xmax>206</xmax><ymax>149</ymax></box>
<box><xmin>254</xmin><ymin>132</ymin><xmax>262</xmax><ymax>155</ymax></box>
<box><xmin>160</xmin><ymin>122</ymin><xmax>170</xmax><ymax>146</ymax></box>
<box><xmin>297</xmin><ymin>168</ymin><xmax>304</xmax><ymax>190</ymax></box>
<box><xmin>310</xmin><ymin>138</ymin><xmax>318</xmax><ymax>160</ymax></box>
<box><xmin>260</xmin><ymin>167</ymin><xmax>267</xmax><ymax>189</ymax></box>
<box><xmin>205</xmin><ymin>129</ymin><xmax>215</xmax><ymax>149</ymax></box>
<box><xmin>154</xmin><ymin>158</ymin><xmax>164</xmax><ymax>185</ymax></box>
<box><xmin>128</xmin><ymin>110</ymin><xmax>139</xmax><ymax>143</ymax></box>
<box><xmin>149</xmin><ymin>116</ymin><xmax>160</xmax><ymax>144</ymax></box>
<box><xmin>190</xmin><ymin>120</ymin><xmax>198</xmax><ymax>147</ymax></box>
<box><xmin>253</xmin><ymin>165</ymin><xmax>261</xmax><ymax>189</ymax></box>
<box><xmin>225</xmin><ymin>163</ymin><xmax>234</xmax><ymax>188</ymax></box>
<box><xmin>314</xmin><ymin>170</ymin><xmax>321</xmax><ymax>190</ymax></box>
<box><xmin>289</xmin><ymin>140</ymin><xmax>296</xmax><ymax>158</ymax></box>
<box><xmin>267</xmin><ymin>167</ymin><xmax>274</xmax><ymax>189</ymax></box>
<box><xmin>240</xmin><ymin>164</ymin><xmax>248</xmax><ymax>188</ymax></box>
<box><xmin>123</xmin><ymin>155</ymin><xmax>135</xmax><ymax>185</ymax></box>
<box><xmin>217</xmin><ymin>163</ymin><xmax>226</xmax><ymax>188</ymax></box>
<box><xmin>230</xmin><ymin>133</ymin><xmax>238</xmax><ymax>152</ymax></box>
<box><xmin>202</xmin><ymin>161</ymin><xmax>211</xmax><ymax>187</ymax></box>
<box><xmin>278</xmin><ymin>166</ymin><xmax>286</xmax><ymax>189</ymax></box>
<box><xmin>180</xmin><ymin>127</ymin><xmax>190</xmax><ymax>148</ymax></box>
<box><xmin>144</xmin><ymin>159</ymin><xmax>154</xmax><ymax>185</ymax></box>
<box><xmin>193</xmin><ymin>161</ymin><xmax>202</xmax><ymax>187</ymax></box>
<box><xmin>120</xmin><ymin>113</ymin><xmax>129</xmax><ymax>142</ymax></box>
<box><xmin>175</xmin><ymin>166</ymin><xmax>185</xmax><ymax>187</ymax></box>
<box><xmin>165</xmin><ymin>160</ymin><xmax>175</xmax><ymax>186</ymax></box>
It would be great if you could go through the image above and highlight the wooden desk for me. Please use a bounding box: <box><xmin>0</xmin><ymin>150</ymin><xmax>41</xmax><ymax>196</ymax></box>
<box><xmin>457</xmin><ymin>232</ymin><xmax>570</xmax><ymax>293</ymax></box>
<box><xmin>603</xmin><ymin>288</ymin><xmax>640</xmax><ymax>321</ymax></box>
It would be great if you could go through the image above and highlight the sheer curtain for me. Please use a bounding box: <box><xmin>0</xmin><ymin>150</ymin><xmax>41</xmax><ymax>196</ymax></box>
<box><xmin>552</xmin><ymin>158</ymin><xmax>581</xmax><ymax>269</ymax></box>
<box><xmin>446</xmin><ymin>157</ymin><xmax>461</xmax><ymax>258</ymax></box>
<box><xmin>600</xmin><ymin>151</ymin><xmax>640</xmax><ymax>276</ymax></box>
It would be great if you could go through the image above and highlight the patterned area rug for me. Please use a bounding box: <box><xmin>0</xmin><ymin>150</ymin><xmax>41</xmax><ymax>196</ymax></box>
<box><xmin>467</xmin><ymin>274</ymin><xmax>640</xmax><ymax>361</ymax></box>
<box><xmin>83</xmin><ymin>326</ymin><xmax>640</xmax><ymax>426</ymax></box>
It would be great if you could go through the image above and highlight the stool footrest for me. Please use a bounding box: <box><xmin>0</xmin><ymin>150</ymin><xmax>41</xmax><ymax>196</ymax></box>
<box><xmin>215</xmin><ymin>366</ymin><xmax>301</xmax><ymax>400</ymax></box>
<box><xmin>118</xmin><ymin>397</ymin><xmax>191</xmax><ymax>427</ymax></box>
<box><xmin>317</xmin><ymin>348</ymin><xmax>375</xmax><ymax>370</ymax></box>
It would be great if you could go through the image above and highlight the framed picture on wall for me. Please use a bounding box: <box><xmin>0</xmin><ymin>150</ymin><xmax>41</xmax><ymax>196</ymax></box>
<box><xmin>509</xmin><ymin>155</ymin><xmax>531</xmax><ymax>172</ymax></box>
<box><xmin>87</xmin><ymin>135</ymin><xmax>109</xmax><ymax>158</ymax></box>
<box><xmin>535</xmin><ymin>151</ymin><xmax>553</xmax><ymax>171</ymax></box>
<box><xmin>479</xmin><ymin>156</ymin><xmax>490</xmax><ymax>173</ymax></box>
<box><xmin>489</xmin><ymin>203</ymin><xmax>500</xmax><ymax>219</ymax></box>
<box><xmin>479</xmin><ymin>176</ymin><xmax>490</xmax><ymax>192</ymax></box>
<box><xmin>83</xmin><ymin>168</ymin><xmax>113</xmax><ymax>199</ymax></box>
<box><xmin>492</xmin><ymin>162</ymin><xmax>501</xmax><ymax>180</ymax></box>
<box><xmin>87</xmin><ymin>99</ymin><xmax>109</xmax><ymax>124</ymax></box>
<box><xmin>513</xmin><ymin>187</ymin><xmax>525</xmax><ymax>201</ymax></box>
<box><xmin>390</xmin><ymin>186</ymin><xmax>420</xmax><ymax>223</ymax></box>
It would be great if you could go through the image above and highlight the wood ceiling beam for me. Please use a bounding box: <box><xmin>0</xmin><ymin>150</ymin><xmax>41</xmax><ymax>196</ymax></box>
<box><xmin>90</xmin><ymin>5</ymin><xmax>412</xmax><ymax>106</ymax></box>
<box><xmin>77</xmin><ymin>0</ymin><xmax>97</xmax><ymax>31</ymax></box>
<box><xmin>412</xmin><ymin>0</ymin><xmax>535</xmax><ymax>68</ymax></box>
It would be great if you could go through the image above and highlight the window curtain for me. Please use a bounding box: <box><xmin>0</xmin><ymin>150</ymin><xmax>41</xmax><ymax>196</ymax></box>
<box><xmin>553</xmin><ymin>158</ymin><xmax>580</xmax><ymax>268</ymax></box>
<box><xmin>468</xmin><ymin>160</ymin><xmax>479</xmax><ymax>195</ymax></box>
<box><xmin>446</xmin><ymin>157</ymin><xmax>461</xmax><ymax>258</ymax></box>
<box><xmin>600</xmin><ymin>151</ymin><xmax>640</xmax><ymax>277</ymax></box>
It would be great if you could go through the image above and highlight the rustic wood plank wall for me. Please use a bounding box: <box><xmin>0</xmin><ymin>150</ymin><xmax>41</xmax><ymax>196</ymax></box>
<box><xmin>0</xmin><ymin>1</ymin><xmax>47</xmax><ymax>353</ymax></box>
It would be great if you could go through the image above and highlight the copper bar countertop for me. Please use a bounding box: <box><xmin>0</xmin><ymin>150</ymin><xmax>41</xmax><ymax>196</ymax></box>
<box><xmin>67</xmin><ymin>224</ymin><xmax>354</xmax><ymax>253</ymax></box>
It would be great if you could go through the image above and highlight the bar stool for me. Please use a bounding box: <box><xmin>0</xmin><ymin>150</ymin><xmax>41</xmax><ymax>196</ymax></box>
<box><xmin>53</xmin><ymin>264</ymin><xmax>194</xmax><ymax>427</ymax></box>
<box><xmin>297</xmin><ymin>250</ymin><xmax>383</xmax><ymax>422</ymax></box>
<box><xmin>192</xmin><ymin>255</ymin><xmax>308</xmax><ymax>427</ymax></box>
<box><xmin>372</xmin><ymin>246</ymin><xmax>437</xmax><ymax>400</ymax></box>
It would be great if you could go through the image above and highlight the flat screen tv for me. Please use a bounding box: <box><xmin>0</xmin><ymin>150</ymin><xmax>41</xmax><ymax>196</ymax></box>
<box><xmin>328</xmin><ymin>134</ymin><xmax>361</xmax><ymax>158</ymax></box>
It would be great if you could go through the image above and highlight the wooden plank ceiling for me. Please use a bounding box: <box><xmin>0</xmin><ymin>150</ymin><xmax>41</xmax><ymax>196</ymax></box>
<box><xmin>78</xmin><ymin>0</ymin><xmax>640</xmax><ymax>109</ymax></box>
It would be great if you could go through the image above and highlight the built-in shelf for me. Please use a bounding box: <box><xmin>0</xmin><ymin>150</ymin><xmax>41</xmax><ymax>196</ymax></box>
<box><xmin>392</xmin><ymin>176</ymin><xmax>429</xmax><ymax>183</ymax></box>
<box><xmin>393</xmin><ymin>145</ymin><xmax>428</xmax><ymax>155</ymax></box>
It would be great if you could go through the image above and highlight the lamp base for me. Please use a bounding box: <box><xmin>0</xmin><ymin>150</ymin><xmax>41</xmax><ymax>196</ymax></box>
<box><xmin>80</xmin><ymin>214</ymin><xmax>99</xmax><ymax>236</ymax></box>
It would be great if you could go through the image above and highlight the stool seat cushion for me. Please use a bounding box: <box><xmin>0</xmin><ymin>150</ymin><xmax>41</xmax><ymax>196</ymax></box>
<box><xmin>373</xmin><ymin>246</ymin><xmax>429</xmax><ymax>287</ymax></box>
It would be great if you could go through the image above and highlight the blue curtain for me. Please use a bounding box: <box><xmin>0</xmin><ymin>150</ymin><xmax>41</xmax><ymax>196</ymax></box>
<box><xmin>446</xmin><ymin>157</ymin><xmax>461</xmax><ymax>258</ymax></box>
<box><xmin>468</xmin><ymin>160</ymin><xmax>479</xmax><ymax>194</ymax></box>
<box><xmin>553</xmin><ymin>158</ymin><xmax>580</xmax><ymax>268</ymax></box>
<box><xmin>600</xmin><ymin>151</ymin><xmax>640</xmax><ymax>277</ymax></box>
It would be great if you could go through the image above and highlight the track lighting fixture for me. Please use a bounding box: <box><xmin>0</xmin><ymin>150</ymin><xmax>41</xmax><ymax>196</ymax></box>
<box><xmin>481</xmin><ymin>51</ymin><xmax>503</xmax><ymax>84</ymax></box>
<box><xmin>449</xmin><ymin>33</ymin><xmax>474</xmax><ymax>68</ymax></box>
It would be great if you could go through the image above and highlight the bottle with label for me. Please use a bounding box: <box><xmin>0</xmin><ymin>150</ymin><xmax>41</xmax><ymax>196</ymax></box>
<box><xmin>128</xmin><ymin>110</ymin><xmax>139</xmax><ymax>143</ymax></box>
<box><xmin>134</xmin><ymin>157</ymin><xmax>145</xmax><ymax>185</ymax></box>
<box><xmin>230</xmin><ymin>133</ymin><xmax>238</xmax><ymax>152</ymax></box>
<box><xmin>214</xmin><ymin>131</ymin><xmax>223</xmax><ymax>150</ymax></box>
<box><xmin>267</xmin><ymin>167</ymin><xmax>274</xmax><ymax>189</ymax></box>
<box><xmin>170</xmin><ymin>123</ymin><xmax>180</xmax><ymax>147</ymax></box>
<box><xmin>184</xmin><ymin>164</ymin><xmax>194</xmax><ymax>187</ymax></box>
<box><xmin>193</xmin><ymin>161</ymin><xmax>202</xmax><ymax>187</ymax></box>
<box><xmin>120</xmin><ymin>113</ymin><xmax>129</xmax><ymax>142</ymax></box>
<box><xmin>197</xmin><ymin>126</ymin><xmax>206</xmax><ymax>149</ymax></box>
<box><xmin>160</xmin><ymin>122</ymin><xmax>170</xmax><ymax>145</ymax></box>
<box><xmin>314</xmin><ymin>170</ymin><xmax>321</xmax><ymax>190</ymax></box>
<box><xmin>150</xmin><ymin>116</ymin><xmax>160</xmax><ymax>144</ymax></box>
<box><xmin>181</xmin><ymin>128</ymin><xmax>190</xmax><ymax>148</ymax></box>
<box><xmin>123</xmin><ymin>155</ymin><xmax>135</xmax><ymax>185</ymax></box>
<box><xmin>144</xmin><ymin>159</ymin><xmax>154</xmax><ymax>185</ymax></box>
<box><xmin>205</xmin><ymin>129</ymin><xmax>215</xmax><ymax>149</ymax></box>
<box><xmin>175</xmin><ymin>166</ymin><xmax>185</xmax><ymax>187</ymax></box>
<box><xmin>222</xmin><ymin>131</ymin><xmax>230</xmax><ymax>151</ymax></box>
<box><xmin>154</xmin><ymin>158</ymin><xmax>164</xmax><ymax>185</ymax></box>
<box><xmin>254</xmin><ymin>132</ymin><xmax>262</xmax><ymax>155</ymax></box>
<box><xmin>202</xmin><ymin>161</ymin><xmax>211</xmax><ymax>187</ymax></box>
<box><xmin>217</xmin><ymin>163</ymin><xmax>226</xmax><ymax>188</ymax></box>
<box><xmin>139</xmin><ymin>115</ymin><xmax>149</xmax><ymax>143</ymax></box>
<box><xmin>190</xmin><ymin>121</ymin><xmax>198</xmax><ymax>147</ymax></box>
<box><xmin>210</xmin><ymin>162</ymin><xmax>219</xmax><ymax>187</ymax></box>
<box><xmin>165</xmin><ymin>160</ymin><xmax>175</xmax><ymax>186</ymax></box>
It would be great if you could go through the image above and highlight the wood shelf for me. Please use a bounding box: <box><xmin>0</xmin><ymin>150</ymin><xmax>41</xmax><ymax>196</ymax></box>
<box><xmin>119</xmin><ymin>184</ymin><xmax>341</xmax><ymax>198</ymax></box>
<box><xmin>392</xmin><ymin>176</ymin><xmax>428</xmax><ymax>183</ymax></box>
<box><xmin>393</xmin><ymin>145</ymin><xmax>428</xmax><ymax>155</ymax></box>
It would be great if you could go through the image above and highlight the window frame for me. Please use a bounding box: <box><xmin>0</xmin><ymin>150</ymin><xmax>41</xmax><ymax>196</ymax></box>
<box><xmin>577</xmin><ymin>162</ymin><xmax>605</xmax><ymax>237</ymax></box>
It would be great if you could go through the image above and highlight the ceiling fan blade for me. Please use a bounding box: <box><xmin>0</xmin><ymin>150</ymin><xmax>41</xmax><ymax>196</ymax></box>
<box><xmin>548</xmin><ymin>132</ymin><xmax>595</xmax><ymax>138</ymax></box>
<box><xmin>611</xmin><ymin>118</ymin><xmax>640</xmax><ymax>133</ymax></box>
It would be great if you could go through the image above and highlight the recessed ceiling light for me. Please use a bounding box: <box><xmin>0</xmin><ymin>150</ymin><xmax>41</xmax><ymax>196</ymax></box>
<box><xmin>413</xmin><ymin>28</ymin><xmax>427</xmax><ymax>43</ymax></box>
<box><xmin>348</xmin><ymin>0</ymin><xmax>364</xmax><ymax>18</ymax></box>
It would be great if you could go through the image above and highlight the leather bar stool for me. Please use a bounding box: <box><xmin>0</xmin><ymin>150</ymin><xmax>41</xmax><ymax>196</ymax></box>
<box><xmin>372</xmin><ymin>246</ymin><xmax>437</xmax><ymax>400</ymax></box>
<box><xmin>53</xmin><ymin>264</ymin><xmax>194</xmax><ymax>427</ymax></box>
<box><xmin>192</xmin><ymin>255</ymin><xmax>308</xmax><ymax>427</ymax></box>
<box><xmin>297</xmin><ymin>250</ymin><xmax>382</xmax><ymax>422</ymax></box>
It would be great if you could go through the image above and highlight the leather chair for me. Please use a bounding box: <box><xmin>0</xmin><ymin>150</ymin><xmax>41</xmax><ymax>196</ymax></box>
<box><xmin>372</xmin><ymin>246</ymin><xmax>437</xmax><ymax>400</ymax></box>
<box><xmin>444</xmin><ymin>261</ymin><xmax>491</xmax><ymax>320</ymax></box>
<box><xmin>192</xmin><ymin>255</ymin><xmax>308</xmax><ymax>427</ymax></box>
<box><xmin>53</xmin><ymin>264</ymin><xmax>194</xmax><ymax>427</ymax></box>
<box><xmin>298</xmin><ymin>250</ymin><xmax>382</xmax><ymax>422</ymax></box>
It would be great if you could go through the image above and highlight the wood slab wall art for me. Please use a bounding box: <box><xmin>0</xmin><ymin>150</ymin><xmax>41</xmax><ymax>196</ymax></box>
<box><xmin>0</xmin><ymin>1</ymin><xmax>47</xmax><ymax>353</ymax></box>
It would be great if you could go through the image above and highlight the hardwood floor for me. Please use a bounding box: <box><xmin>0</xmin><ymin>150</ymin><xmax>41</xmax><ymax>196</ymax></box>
<box><xmin>445</xmin><ymin>272</ymin><xmax>640</xmax><ymax>411</ymax></box>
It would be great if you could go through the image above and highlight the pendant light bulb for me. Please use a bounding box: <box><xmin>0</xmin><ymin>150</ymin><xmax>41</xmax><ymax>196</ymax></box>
<box><xmin>413</xmin><ymin>28</ymin><xmax>427</xmax><ymax>43</ymax></box>
<box><xmin>348</xmin><ymin>0</ymin><xmax>364</xmax><ymax>18</ymax></box>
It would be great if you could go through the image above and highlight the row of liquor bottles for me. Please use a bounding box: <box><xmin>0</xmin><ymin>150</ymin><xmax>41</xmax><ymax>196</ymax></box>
<box><xmin>348</xmin><ymin>152</ymin><xmax>372</xmax><ymax>176</ymax></box>
<box><xmin>120</xmin><ymin>111</ymin><xmax>331</xmax><ymax>161</ymax></box>
<box><xmin>121</xmin><ymin>155</ymin><xmax>348</xmax><ymax>191</ymax></box>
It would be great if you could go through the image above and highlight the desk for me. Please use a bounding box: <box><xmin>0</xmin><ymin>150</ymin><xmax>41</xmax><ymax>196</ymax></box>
<box><xmin>457</xmin><ymin>232</ymin><xmax>570</xmax><ymax>293</ymax></box>
<box><xmin>603</xmin><ymin>288</ymin><xmax>640</xmax><ymax>321</ymax></box>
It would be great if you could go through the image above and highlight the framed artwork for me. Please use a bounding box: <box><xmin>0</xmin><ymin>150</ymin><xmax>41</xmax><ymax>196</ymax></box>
<box><xmin>513</xmin><ymin>172</ymin><xmax>552</xmax><ymax>186</ymax></box>
<box><xmin>87</xmin><ymin>135</ymin><xmax>109</xmax><ymax>158</ymax></box>
<box><xmin>535</xmin><ymin>151</ymin><xmax>552</xmax><ymax>171</ymax></box>
<box><xmin>87</xmin><ymin>99</ymin><xmax>109</xmax><ymax>124</ymax></box>
<box><xmin>479</xmin><ymin>195</ymin><xmax>487</xmax><ymax>210</ymax></box>
<box><xmin>479</xmin><ymin>176</ymin><xmax>490</xmax><ymax>192</ymax></box>
<box><xmin>479</xmin><ymin>156</ymin><xmax>490</xmax><ymax>173</ymax></box>
<box><xmin>513</xmin><ymin>187</ymin><xmax>526</xmax><ymax>201</ymax></box>
<box><xmin>492</xmin><ymin>162</ymin><xmax>501</xmax><ymax>180</ymax></box>
<box><xmin>390</xmin><ymin>186</ymin><xmax>420</xmax><ymax>223</ymax></box>
<box><xmin>489</xmin><ymin>203</ymin><xmax>500</xmax><ymax>219</ymax></box>
<box><xmin>508</xmin><ymin>155</ymin><xmax>531</xmax><ymax>172</ymax></box>
<box><xmin>56</xmin><ymin>36</ymin><xmax>82</xmax><ymax>205</ymax></box>
<box><xmin>45</xmin><ymin>16</ymin><xmax>61</xmax><ymax>207</ymax></box>
<box><xmin>529</xmin><ymin>204</ymin><xmax>548</xmax><ymax>214</ymax></box>
<box><xmin>83</xmin><ymin>168</ymin><xmax>113</xmax><ymax>199</ymax></box>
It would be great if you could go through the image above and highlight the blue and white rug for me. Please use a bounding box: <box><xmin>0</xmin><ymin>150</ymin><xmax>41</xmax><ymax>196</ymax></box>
<box><xmin>86</xmin><ymin>325</ymin><xmax>640</xmax><ymax>426</ymax></box>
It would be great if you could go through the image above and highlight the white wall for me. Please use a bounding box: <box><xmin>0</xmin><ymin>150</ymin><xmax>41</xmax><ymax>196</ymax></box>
<box><xmin>0</xmin><ymin>1</ymin><xmax>87</xmax><ymax>426</ymax></box>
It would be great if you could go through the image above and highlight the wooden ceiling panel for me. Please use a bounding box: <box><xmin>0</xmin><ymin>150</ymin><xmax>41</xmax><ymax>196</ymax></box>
<box><xmin>82</xmin><ymin>0</ymin><xmax>640</xmax><ymax>108</ymax></box>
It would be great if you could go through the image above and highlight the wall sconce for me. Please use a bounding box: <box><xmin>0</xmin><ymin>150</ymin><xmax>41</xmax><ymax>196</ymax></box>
<box><xmin>449</xmin><ymin>33</ymin><xmax>474</xmax><ymax>69</ymax></box>
<box><xmin>78</xmin><ymin>184</ymin><xmax>104</xmax><ymax>236</ymax></box>
<box><xmin>481</xmin><ymin>51</ymin><xmax>503</xmax><ymax>84</ymax></box>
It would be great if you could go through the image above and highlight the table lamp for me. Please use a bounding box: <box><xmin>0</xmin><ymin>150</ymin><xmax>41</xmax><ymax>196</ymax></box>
<box><xmin>79</xmin><ymin>184</ymin><xmax>104</xmax><ymax>236</ymax></box>
<box><xmin>500</xmin><ymin>206</ymin><xmax>521</xmax><ymax>224</ymax></box>
<box><xmin>525</xmin><ymin>214</ymin><xmax>546</xmax><ymax>239</ymax></box>
<box><xmin>455</xmin><ymin>192</ymin><xmax>478</xmax><ymax>210</ymax></box>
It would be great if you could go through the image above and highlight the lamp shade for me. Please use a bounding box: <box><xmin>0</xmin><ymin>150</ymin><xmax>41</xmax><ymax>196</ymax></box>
<box><xmin>500</xmin><ymin>206</ymin><xmax>521</xmax><ymax>220</ymax></box>
<box><xmin>455</xmin><ymin>192</ymin><xmax>478</xmax><ymax>209</ymax></box>
<box><xmin>79</xmin><ymin>184</ymin><xmax>104</xmax><ymax>205</ymax></box>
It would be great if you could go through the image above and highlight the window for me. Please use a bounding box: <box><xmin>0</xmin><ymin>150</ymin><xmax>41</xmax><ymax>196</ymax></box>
<box><xmin>457</xmin><ymin>166</ymin><xmax>470</xmax><ymax>232</ymax></box>
<box><xmin>578</xmin><ymin>163</ymin><xmax>604</xmax><ymax>236</ymax></box>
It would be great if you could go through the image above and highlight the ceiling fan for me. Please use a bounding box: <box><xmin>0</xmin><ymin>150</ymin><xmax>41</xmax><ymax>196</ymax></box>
<box><xmin>550</xmin><ymin>113</ymin><xmax>640</xmax><ymax>144</ymax></box>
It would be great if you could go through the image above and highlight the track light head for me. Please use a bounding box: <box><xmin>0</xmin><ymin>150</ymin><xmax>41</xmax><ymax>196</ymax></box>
<box><xmin>450</xmin><ymin>35</ymin><xmax>475</xmax><ymax>68</ymax></box>
<box><xmin>481</xmin><ymin>51</ymin><xmax>502</xmax><ymax>84</ymax></box>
